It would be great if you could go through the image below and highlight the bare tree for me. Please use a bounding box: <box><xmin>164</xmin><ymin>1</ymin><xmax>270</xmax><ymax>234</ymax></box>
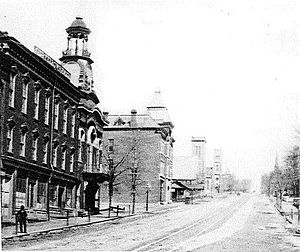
<box><xmin>102</xmin><ymin>133</ymin><xmax>143</xmax><ymax>217</ymax></box>
<box><xmin>128</xmin><ymin>139</ymin><xmax>144</xmax><ymax>214</ymax></box>
<box><xmin>102</xmin><ymin>139</ymin><xmax>135</xmax><ymax>217</ymax></box>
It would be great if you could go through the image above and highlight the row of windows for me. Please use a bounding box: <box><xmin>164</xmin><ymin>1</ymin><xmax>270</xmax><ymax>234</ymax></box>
<box><xmin>6</xmin><ymin>126</ymin><xmax>75</xmax><ymax>171</ymax></box>
<box><xmin>16</xmin><ymin>177</ymin><xmax>75</xmax><ymax>209</ymax></box>
<box><xmin>6</xmin><ymin>126</ymin><xmax>104</xmax><ymax>173</ymax></box>
<box><xmin>8</xmin><ymin>75</ymin><xmax>76</xmax><ymax>138</ymax></box>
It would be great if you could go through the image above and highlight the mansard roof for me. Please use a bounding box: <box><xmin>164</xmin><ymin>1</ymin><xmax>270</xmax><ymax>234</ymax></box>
<box><xmin>106</xmin><ymin>114</ymin><xmax>158</xmax><ymax>128</ymax></box>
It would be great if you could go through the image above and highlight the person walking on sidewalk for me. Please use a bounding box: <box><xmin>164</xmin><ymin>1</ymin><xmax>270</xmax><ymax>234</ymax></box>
<box><xmin>17</xmin><ymin>205</ymin><xmax>27</xmax><ymax>233</ymax></box>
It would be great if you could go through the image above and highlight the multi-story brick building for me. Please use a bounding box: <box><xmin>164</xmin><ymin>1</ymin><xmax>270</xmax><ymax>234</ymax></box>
<box><xmin>101</xmin><ymin>91</ymin><xmax>175</xmax><ymax>204</ymax></box>
<box><xmin>0</xmin><ymin>17</ymin><xmax>107</xmax><ymax>223</ymax></box>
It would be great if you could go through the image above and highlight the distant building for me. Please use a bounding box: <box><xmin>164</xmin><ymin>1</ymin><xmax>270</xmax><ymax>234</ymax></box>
<box><xmin>0</xmin><ymin>17</ymin><xmax>107</xmax><ymax>223</ymax></box>
<box><xmin>212</xmin><ymin>148</ymin><xmax>222</xmax><ymax>193</ymax></box>
<box><xmin>191</xmin><ymin>137</ymin><xmax>207</xmax><ymax>183</ymax></box>
<box><xmin>101</xmin><ymin>91</ymin><xmax>175</xmax><ymax>204</ymax></box>
<box><xmin>172</xmin><ymin>156</ymin><xmax>198</xmax><ymax>180</ymax></box>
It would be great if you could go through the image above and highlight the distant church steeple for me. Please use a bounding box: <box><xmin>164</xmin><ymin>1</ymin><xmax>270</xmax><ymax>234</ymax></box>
<box><xmin>60</xmin><ymin>17</ymin><xmax>94</xmax><ymax>92</ymax></box>
<box><xmin>274</xmin><ymin>152</ymin><xmax>280</xmax><ymax>171</ymax></box>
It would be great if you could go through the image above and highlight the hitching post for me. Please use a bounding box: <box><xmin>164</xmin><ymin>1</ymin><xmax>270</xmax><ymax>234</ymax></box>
<box><xmin>66</xmin><ymin>210</ymin><xmax>69</xmax><ymax>226</ymax></box>
<box><xmin>15</xmin><ymin>213</ymin><xmax>18</xmax><ymax>234</ymax></box>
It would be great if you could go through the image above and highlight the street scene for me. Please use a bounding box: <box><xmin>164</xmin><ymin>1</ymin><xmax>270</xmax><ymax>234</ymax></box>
<box><xmin>2</xmin><ymin>193</ymin><xmax>299</xmax><ymax>251</ymax></box>
<box><xmin>1</xmin><ymin>0</ymin><xmax>300</xmax><ymax>251</ymax></box>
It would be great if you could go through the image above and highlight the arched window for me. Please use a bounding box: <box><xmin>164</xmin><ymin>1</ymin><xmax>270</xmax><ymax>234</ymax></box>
<box><xmin>78</xmin><ymin>128</ymin><xmax>85</xmax><ymax>162</ymax></box>
<box><xmin>87</xmin><ymin>126</ymin><xmax>100</xmax><ymax>172</ymax></box>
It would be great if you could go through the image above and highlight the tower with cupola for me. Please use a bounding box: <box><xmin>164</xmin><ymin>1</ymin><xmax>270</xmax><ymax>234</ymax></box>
<box><xmin>60</xmin><ymin>17</ymin><xmax>94</xmax><ymax>93</ymax></box>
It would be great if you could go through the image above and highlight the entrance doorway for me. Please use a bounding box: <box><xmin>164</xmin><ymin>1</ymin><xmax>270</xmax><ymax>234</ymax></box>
<box><xmin>58</xmin><ymin>187</ymin><xmax>65</xmax><ymax>208</ymax></box>
<box><xmin>84</xmin><ymin>182</ymin><xmax>99</xmax><ymax>213</ymax></box>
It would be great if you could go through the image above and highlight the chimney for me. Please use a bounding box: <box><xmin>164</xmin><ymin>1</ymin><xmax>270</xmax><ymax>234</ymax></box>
<box><xmin>130</xmin><ymin>109</ymin><xmax>137</xmax><ymax>127</ymax></box>
<box><xmin>103</xmin><ymin>111</ymin><xmax>109</xmax><ymax>122</ymax></box>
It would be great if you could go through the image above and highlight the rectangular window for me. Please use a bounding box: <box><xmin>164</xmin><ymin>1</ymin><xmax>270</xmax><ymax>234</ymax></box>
<box><xmin>160</xmin><ymin>141</ymin><xmax>164</xmax><ymax>153</ymax></box>
<box><xmin>8</xmin><ymin>76</ymin><xmax>16</xmax><ymax>107</ymax></box>
<box><xmin>78</xmin><ymin>142</ymin><xmax>82</xmax><ymax>162</ymax></box>
<box><xmin>160</xmin><ymin>160</ymin><xmax>164</xmax><ymax>175</ymax></box>
<box><xmin>27</xmin><ymin>182</ymin><xmax>35</xmax><ymax>208</ymax></box>
<box><xmin>71</xmin><ymin>113</ymin><xmax>75</xmax><ymax>138</ymax></box>
<box><xmin>44</xmin><ymin>96</ymin><xmax>50</xmax><ymax>125</ymax></box>
<box><xmin>43</xmin><ymin>141</ymin><xmax>49</xmax><ymax>164</ymax></box>
<box><xmin>53</xmin><ymin>146</ymin><xmax>58</xmax><ymax>167</ymax></box>
<box><xmin>61</xmin><ymin>149</ymin><xmax>66</xmax><ymax>170</ymax></box>
<box><xmin>54</xmin><ymin>103</ymin><xmax>59</xmax><ymax>130</ymax></box>
<box><xmin>6</xmin><ymin>127</ymin><xmax>13</xmax><ymax>152</ymax></box>
<box><xmin>1</xmin><ymin>178</ymin><xmax>10</xmax><ymax>213</ymax></box>
<box><xmin>66</xmin><ymin>187</ymin><xmax>73</xmax><ymax>208</ymax></box>
<box><xmin>63</xmin><ymin>107</ymin><xmax>68</xmax><ymax>134</ymax></box>
<box><xmin>16</xmin><ymin>177</ymin><xmax>26</xmax><ymax>208</ymax></box>
<box><xmin>34</xmin><ymin>89</ymin><xmax>40</xmax><ymax>119</ymax></box>
<box><xmin>49</xmin><ymin>184</ymin><xmax>57</xmax><ymax>207</ymax></box>
<box><xmin>37</xmin><ymin>182</ymin><xmax>46</xmax><ymax>209</ymax></box>
<box><xmin>32</xmin><ymin>137</ymin><xmax>38</xmax><ymax>160</ymax></box>
<box><xmin>108</xmin><ymin>139</ymin><xmax>114</xmax><ymax>152</ymax></box>
<box><xmin>70</xmin><ymin>154</ymin><xmax>74</xmax><ymax>173</ymax></box>
<box><xmin>21</xmin><ymin>83</ymin><xmax>28</xmax><ymax>114</ymax></box>
<box><xmin>20</xmin><ymin>132</ymin><xmax>27</xmax><ymax>157</ymax></box>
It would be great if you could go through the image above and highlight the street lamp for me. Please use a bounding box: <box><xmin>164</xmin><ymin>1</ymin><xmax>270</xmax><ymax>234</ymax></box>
<box><xmin>145</xmin><ymin>182</ymin><xmax>151</xmax><ymax>212</ymax></box>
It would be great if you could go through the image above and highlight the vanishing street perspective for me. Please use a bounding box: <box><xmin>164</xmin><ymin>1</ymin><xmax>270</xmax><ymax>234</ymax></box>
<box><xmin>1</xmin><ymin>1</ymin><xmax>300</xmax><ymax>251</ymax></box>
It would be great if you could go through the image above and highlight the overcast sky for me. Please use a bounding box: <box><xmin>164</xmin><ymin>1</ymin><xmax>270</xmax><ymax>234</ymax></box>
<box><xmin>1</xmin><ymin>0</ymin><xmax>300</xmax><ymax>189</ymax></box>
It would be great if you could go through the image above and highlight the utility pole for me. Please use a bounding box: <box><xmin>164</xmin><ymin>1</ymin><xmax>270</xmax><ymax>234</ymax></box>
<box><xmin>47</xmin><ymin>86</ymin><xmax>55</xmax><ymax>221</ymax></box>
<box><xmin>108</xmin><ymin>139</ymin><xmax>114</xmax><ymax>218</ymax></box>
<box><xmin>131</xmin><ymin>146</ymin><xmax>138</xmax><ymax>214</ymax></box>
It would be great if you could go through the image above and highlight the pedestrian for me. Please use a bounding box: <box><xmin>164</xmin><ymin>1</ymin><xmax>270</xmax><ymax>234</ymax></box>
<box><xmin>17</xmin><ymin>205</ymin><xmax>27</xmax><ymax>233</ymax></box>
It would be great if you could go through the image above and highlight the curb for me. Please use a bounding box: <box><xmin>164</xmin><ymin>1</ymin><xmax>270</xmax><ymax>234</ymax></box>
<box><xmin>2</xmin><ymin>204</ymin><xmax>180</xmax><ymax>242</ymax></box>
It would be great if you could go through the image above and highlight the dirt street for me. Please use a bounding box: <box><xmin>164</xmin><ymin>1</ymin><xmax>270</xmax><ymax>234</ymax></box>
<box><xmin>3</xmin><ymin>194</ymin><xmax>299</xmax><ymax>251</ymax></box>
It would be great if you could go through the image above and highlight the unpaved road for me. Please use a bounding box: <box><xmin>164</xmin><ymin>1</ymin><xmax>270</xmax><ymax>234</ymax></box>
<box><xmin>3</xmin><ymin>194</ymin><xmax>299</xmax><ymax>251</ymax></box>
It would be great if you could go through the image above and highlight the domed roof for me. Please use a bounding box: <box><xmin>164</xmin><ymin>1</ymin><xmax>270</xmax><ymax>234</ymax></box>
<box><xmin>70</xmin><ymin>17</ymin><xmax>87</xmax><ymax>28</ymax></box>
<box><xmin>66</xmin><ymin>17</ymin><xmax>91</xmax><ymax>34</ymax></box>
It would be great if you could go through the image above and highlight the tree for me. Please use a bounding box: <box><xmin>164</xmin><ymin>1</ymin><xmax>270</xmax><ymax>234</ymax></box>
<box><xmin>102</xmin><ymin>132</ymin><xmax>143</xmax><ymax>217</ymax></box>
<box><xmin>283</xmin><ymin>146</ymin><xmax>300</xmax><ymax>196</ymax></box>
<box><xmin>102</xmin><ymin>138</ymin><xmax>136</xmax><ymax>217</ymax></box>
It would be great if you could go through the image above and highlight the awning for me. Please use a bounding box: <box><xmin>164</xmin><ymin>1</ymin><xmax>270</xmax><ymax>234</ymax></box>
<box><xmin>82</xmin><ymin>172</ymin><xmax>109</xmax><ymax>183</ymax></box>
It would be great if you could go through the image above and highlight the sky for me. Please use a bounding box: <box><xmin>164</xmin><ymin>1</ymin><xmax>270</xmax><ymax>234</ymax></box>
<box><xmin>1</xmin><ymin>0</ymin><xmax>300</xmax><ymax>189</ymax></box>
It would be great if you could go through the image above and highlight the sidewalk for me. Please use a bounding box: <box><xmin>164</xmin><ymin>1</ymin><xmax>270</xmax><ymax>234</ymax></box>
<box><xmin>1</xmin><ymin>201</ymin><xmax>180</xmax><ymax>241</ymax></box>
<box><xmin>272</xmin><ymin>197</ymin><xmax>300</xmax><ymax>233</ymax></box>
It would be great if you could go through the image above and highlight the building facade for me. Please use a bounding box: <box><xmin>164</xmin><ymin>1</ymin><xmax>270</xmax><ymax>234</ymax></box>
<box><xmin>0</xmin><ymin>17</ymin><xmax>107</xmax><ymax>223</ymax></box>
<box><xmin>212</xmin><ymin>148</ymin><xmax>222</xmax><ymax>193</ymax></box>
<box><xmin>101</xmin><ymin>91</ymin><xmax>175</xmax><ymax>204</ymax></box>
<box><xmin>191</xmin><ymin>137</ymin><xmax>207</xmax><ymax>184</ymax></box>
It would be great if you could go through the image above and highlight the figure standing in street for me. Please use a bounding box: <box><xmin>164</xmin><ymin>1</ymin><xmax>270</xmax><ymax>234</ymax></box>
<box><xmin>17</xmin><ymin>205</ymin><xmax>27</xmax><ymax>233</ymax></box>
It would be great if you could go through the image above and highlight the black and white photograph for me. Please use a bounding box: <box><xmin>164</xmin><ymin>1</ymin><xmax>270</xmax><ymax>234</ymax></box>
<box><xmin>1</xmin><ymin>0</ymin><xmax>300</xmax><ymax>251</ymax></box>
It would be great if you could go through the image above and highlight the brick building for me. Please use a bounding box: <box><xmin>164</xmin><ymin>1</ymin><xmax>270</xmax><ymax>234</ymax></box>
<box><xmin>0</xmin><ymin>17</ymin><xmax>107</xmax><ymax>223</ymax></box>
<box><xmin>101</xmin><ymin>91</ymin><xmax>175</xmax><ymax>204</ymax></box>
